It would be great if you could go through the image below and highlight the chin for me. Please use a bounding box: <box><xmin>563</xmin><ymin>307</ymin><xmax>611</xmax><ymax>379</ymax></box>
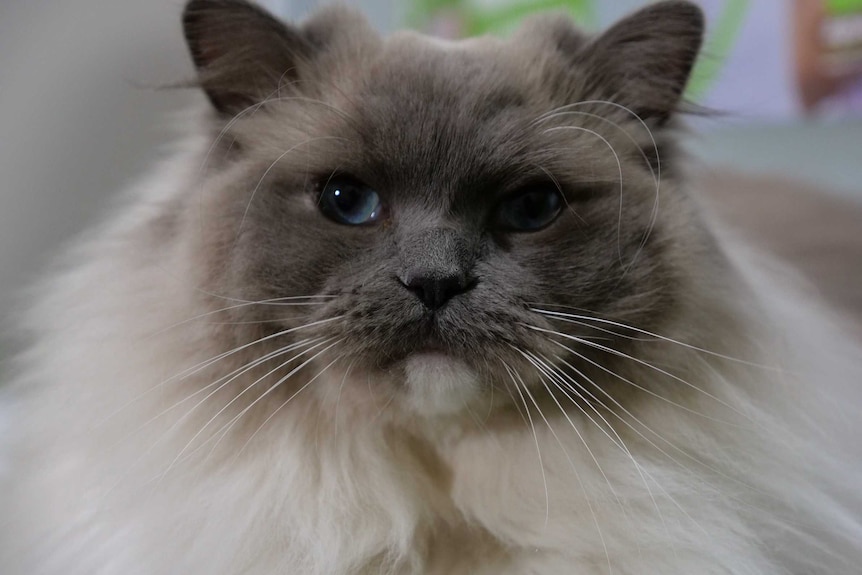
<box><xmin>402</xmin><ymin>352</ymin><xmax>482</xmax><ymax>416</ymax></box>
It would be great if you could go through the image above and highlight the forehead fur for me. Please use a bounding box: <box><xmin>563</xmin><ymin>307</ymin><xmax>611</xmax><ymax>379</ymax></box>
<box><xmin>232</xmin><ymin>18</ymin><xmax>624</xmax><ymax>184</ymax></box>
<box><xmin>186</xmin><ymin>0</ymin><xmax>703</xmax><ymax>146</ymax></box>
<box><xmin>225</xmin><ymin>4</ymin><xmax>699</xmax><ymax>179</ymax></box>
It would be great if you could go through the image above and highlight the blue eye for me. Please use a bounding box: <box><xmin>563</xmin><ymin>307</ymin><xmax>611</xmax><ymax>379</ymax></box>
<box><xmin>495</xmin><ymin>186</ymin><xmax>563</xmax><ymax>231</ymax></box>
<box><xmin>318</xmin><ymin>177</ymin><xmax>384</xmax><ymax>225</ymax></box>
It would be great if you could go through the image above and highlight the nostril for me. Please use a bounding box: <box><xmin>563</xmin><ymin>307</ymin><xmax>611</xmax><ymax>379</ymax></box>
<box><xmin>403</xmin><ymin>277</ymin><xmax>428</xmax><ymax>305</ymax></box>
<box><xmin>400</xmin><ymin>272</ymin><xmax>474</xmax><ymax>310</ymax></box>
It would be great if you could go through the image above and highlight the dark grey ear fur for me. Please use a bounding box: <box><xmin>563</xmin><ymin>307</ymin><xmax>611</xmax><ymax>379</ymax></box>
<box><xmin>182</xmin><ymin>0</ymin><xmax>310</xmax><ymax>114</ymax></box>
<box><xmin>183</xmin><ymin>0</ymin><xmax>372</xmax><ymax>115</ymax></box>
<box><xmin>578</xmin><ymin>1</ymin><xmax>704</xmax><ymax>122</ymax></box>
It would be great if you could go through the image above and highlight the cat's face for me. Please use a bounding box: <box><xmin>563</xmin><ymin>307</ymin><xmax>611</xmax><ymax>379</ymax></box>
<box><xmin>182</xmin><ymin>0</ymin><xmax>704</xmax><ymax>415</ymax></box>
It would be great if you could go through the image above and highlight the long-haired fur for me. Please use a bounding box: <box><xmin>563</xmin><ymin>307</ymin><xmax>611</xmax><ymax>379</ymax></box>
<box><xmin>2</xmin><ymin>2</ymin><xmax>861</xmax><ymax>573</ymax></box>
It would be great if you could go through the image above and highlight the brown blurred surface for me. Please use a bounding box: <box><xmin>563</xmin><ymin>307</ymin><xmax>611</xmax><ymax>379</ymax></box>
<box><xmin>698</xmin><ymin>169</ymin><xmax>862</xmax><ymax>326</ymax></box>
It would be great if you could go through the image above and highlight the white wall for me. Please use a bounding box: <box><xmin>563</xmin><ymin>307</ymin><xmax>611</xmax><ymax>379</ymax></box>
<box><xmin>0</xmin><ymin>1</ymin><xmax>199</xmax><ymax>350</ymax></box>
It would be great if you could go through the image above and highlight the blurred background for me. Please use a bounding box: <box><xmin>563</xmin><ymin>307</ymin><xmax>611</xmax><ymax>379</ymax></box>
<box><xmin>1</xmin><ymin>0</ymin><xmax>861</xmax><ymax>358</ymax></box>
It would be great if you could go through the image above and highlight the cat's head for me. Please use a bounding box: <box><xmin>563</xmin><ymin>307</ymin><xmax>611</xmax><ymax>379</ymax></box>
<box><xmin>180</xmin><ymin>0</ymin><xmax>706</xmax><ymax>416</ymax></box>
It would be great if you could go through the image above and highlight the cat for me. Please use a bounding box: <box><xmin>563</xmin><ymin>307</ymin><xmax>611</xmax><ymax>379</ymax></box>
<box><xmin>2</xmin><ymin>0</ymin><xmax>861</xmax><ymax>573</ymax></box>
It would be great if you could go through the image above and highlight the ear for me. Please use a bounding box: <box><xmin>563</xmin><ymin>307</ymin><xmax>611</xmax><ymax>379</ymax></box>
<box><xmin>579</xmin><ymin>1</ymin><xmax>704</xmax><ymax>122</ymax></box>
<box><xmin>182</xmin><ymin>0</ymin><xmax>315</xmax><ymax>115</ymax></box>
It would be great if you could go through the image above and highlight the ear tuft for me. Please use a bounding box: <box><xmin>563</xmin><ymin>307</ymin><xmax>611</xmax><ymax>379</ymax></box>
<box><xmin>580</xmin><ymin>0</ymin><xmax>705</xmax><ymax>122</ymax></box>
<box><xmin>182</xmin><ymin>0</ymin><xmax>312</xmax><ymax>115</ymax></box>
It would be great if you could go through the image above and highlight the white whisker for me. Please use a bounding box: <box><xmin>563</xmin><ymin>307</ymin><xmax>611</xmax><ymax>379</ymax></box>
<box><xmin>230</xmin><ymin>353</ymin><xmax>346</xmax><ymax>462</ymax></box>
<box><xmin>103</xmin><ymin>338</ymin><xmax>329</xmax><ymax>496</ymax></box>
<box><xmin>333</xmin><ymin>357</ymin><xmax>358</xmax><ymax>444</ymax></box>
<box><xmin>522</xmin><ymin>323</ymin><xmax>751</xmax><ymax>421</ymax></box>
<box><xmin>542</xmin><ymin>125</ymin><xmax>625</xmax><ymax>265</ymax></box>
<box><xmin>159</xmin><ymin>315</ymin><xmax>343</xmax><ymax>384</ymax></box>
<box><xmin>95</xmin><ymin>316</ymin><xmax>341</xmax><ymax>428</ymax></box>
<box><xmin>529</xmin><ymin>351</ymin><xmax>692</xmax><ymax>541</ymax></box>
<box><xmin>107</xmin><ymin>337</ymin><xmax>323</xmax><ymax>440</ymax></box>
<box><xmin>511</xmin><ymin>354</ymin><xmax>613</xmax><ymax>574</ymax></box>
<box><xmin>533</xmin><ymin>99</ymin><xmax>662</xmax><ymax>273</ymax></box>
<box><xmin>529</xmin><ymin>306</ymin><xmax>782</xmax><ymax>371</ymax></box>
<box><xmin>157</xmin><ymin>338</ymin><xmax>340</xmax><ymax>480</ymax></box>
<box><xmin>502</xmin><ymin>361</ymin><xmax>551</xmax><ymax>528</ymax></box>
<box><xmin>539</xmin><ymin>333</ymin><xmax>743</xmax><ymax>425</ymax></box>
<box><xmin>553</xmin><ymin>353</ymin><xmax>765</xmax><ymax>504</ymax></box>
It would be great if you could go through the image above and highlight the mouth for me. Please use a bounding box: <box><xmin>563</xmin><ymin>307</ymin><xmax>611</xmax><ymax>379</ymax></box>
<box><xmin>376</xmin><ymin>343</ymin><xmax>458</xmax><ymax>374</ymax></box>
<box><xmin>346</xmin><ymin>306</ymin><xmax>509</xmax><ymax>373</ymax></box>
<box><xmin>411</xmin><ymin>340</ymin><xmax>448</xmax><ymax>355</ymax></box>
<box><xmin>379</xmin><ymin>322</ymin><xmax>458</xmax><ymax>364</ymax></box>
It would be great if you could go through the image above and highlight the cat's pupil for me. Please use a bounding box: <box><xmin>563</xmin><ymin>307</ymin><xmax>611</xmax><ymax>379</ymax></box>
<box><xmin>523</xmin><ymin>193</ymin><xmax>551</xmax><ymax>219</ymax></box>
<box><xmin>496</xmin><ymin>187</ymin><xmax>563</xmax><ymax>231</ymax></box>
<box><xmin>333</xmin><ymin>188</ymin><xmax>358</xmax><ymax>211</ymax></box>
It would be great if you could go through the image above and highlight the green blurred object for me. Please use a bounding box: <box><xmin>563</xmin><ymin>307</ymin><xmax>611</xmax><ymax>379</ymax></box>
<box><xmin>408</xmin><ymin>0</ymin><xmax>595</xmax><ymax>36</ymax></box>
<box><xmin>407</xmin><ymin>0</ymin><xmax>752</xmax><ymax>104</ymax></box>
<box><xmin>467</xmin><ymin>0</ymin><xmax>594</xmax><ymax>36</ymax></box>
<box><xmin>687</xmin><ymin>0</ymin><xmax>749</xmax><ymax>100</ymax></box>
<box><xmin>827</xmin><ymin>0</ymin><xmax>862</xmax><ymax>16</ymax></box>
